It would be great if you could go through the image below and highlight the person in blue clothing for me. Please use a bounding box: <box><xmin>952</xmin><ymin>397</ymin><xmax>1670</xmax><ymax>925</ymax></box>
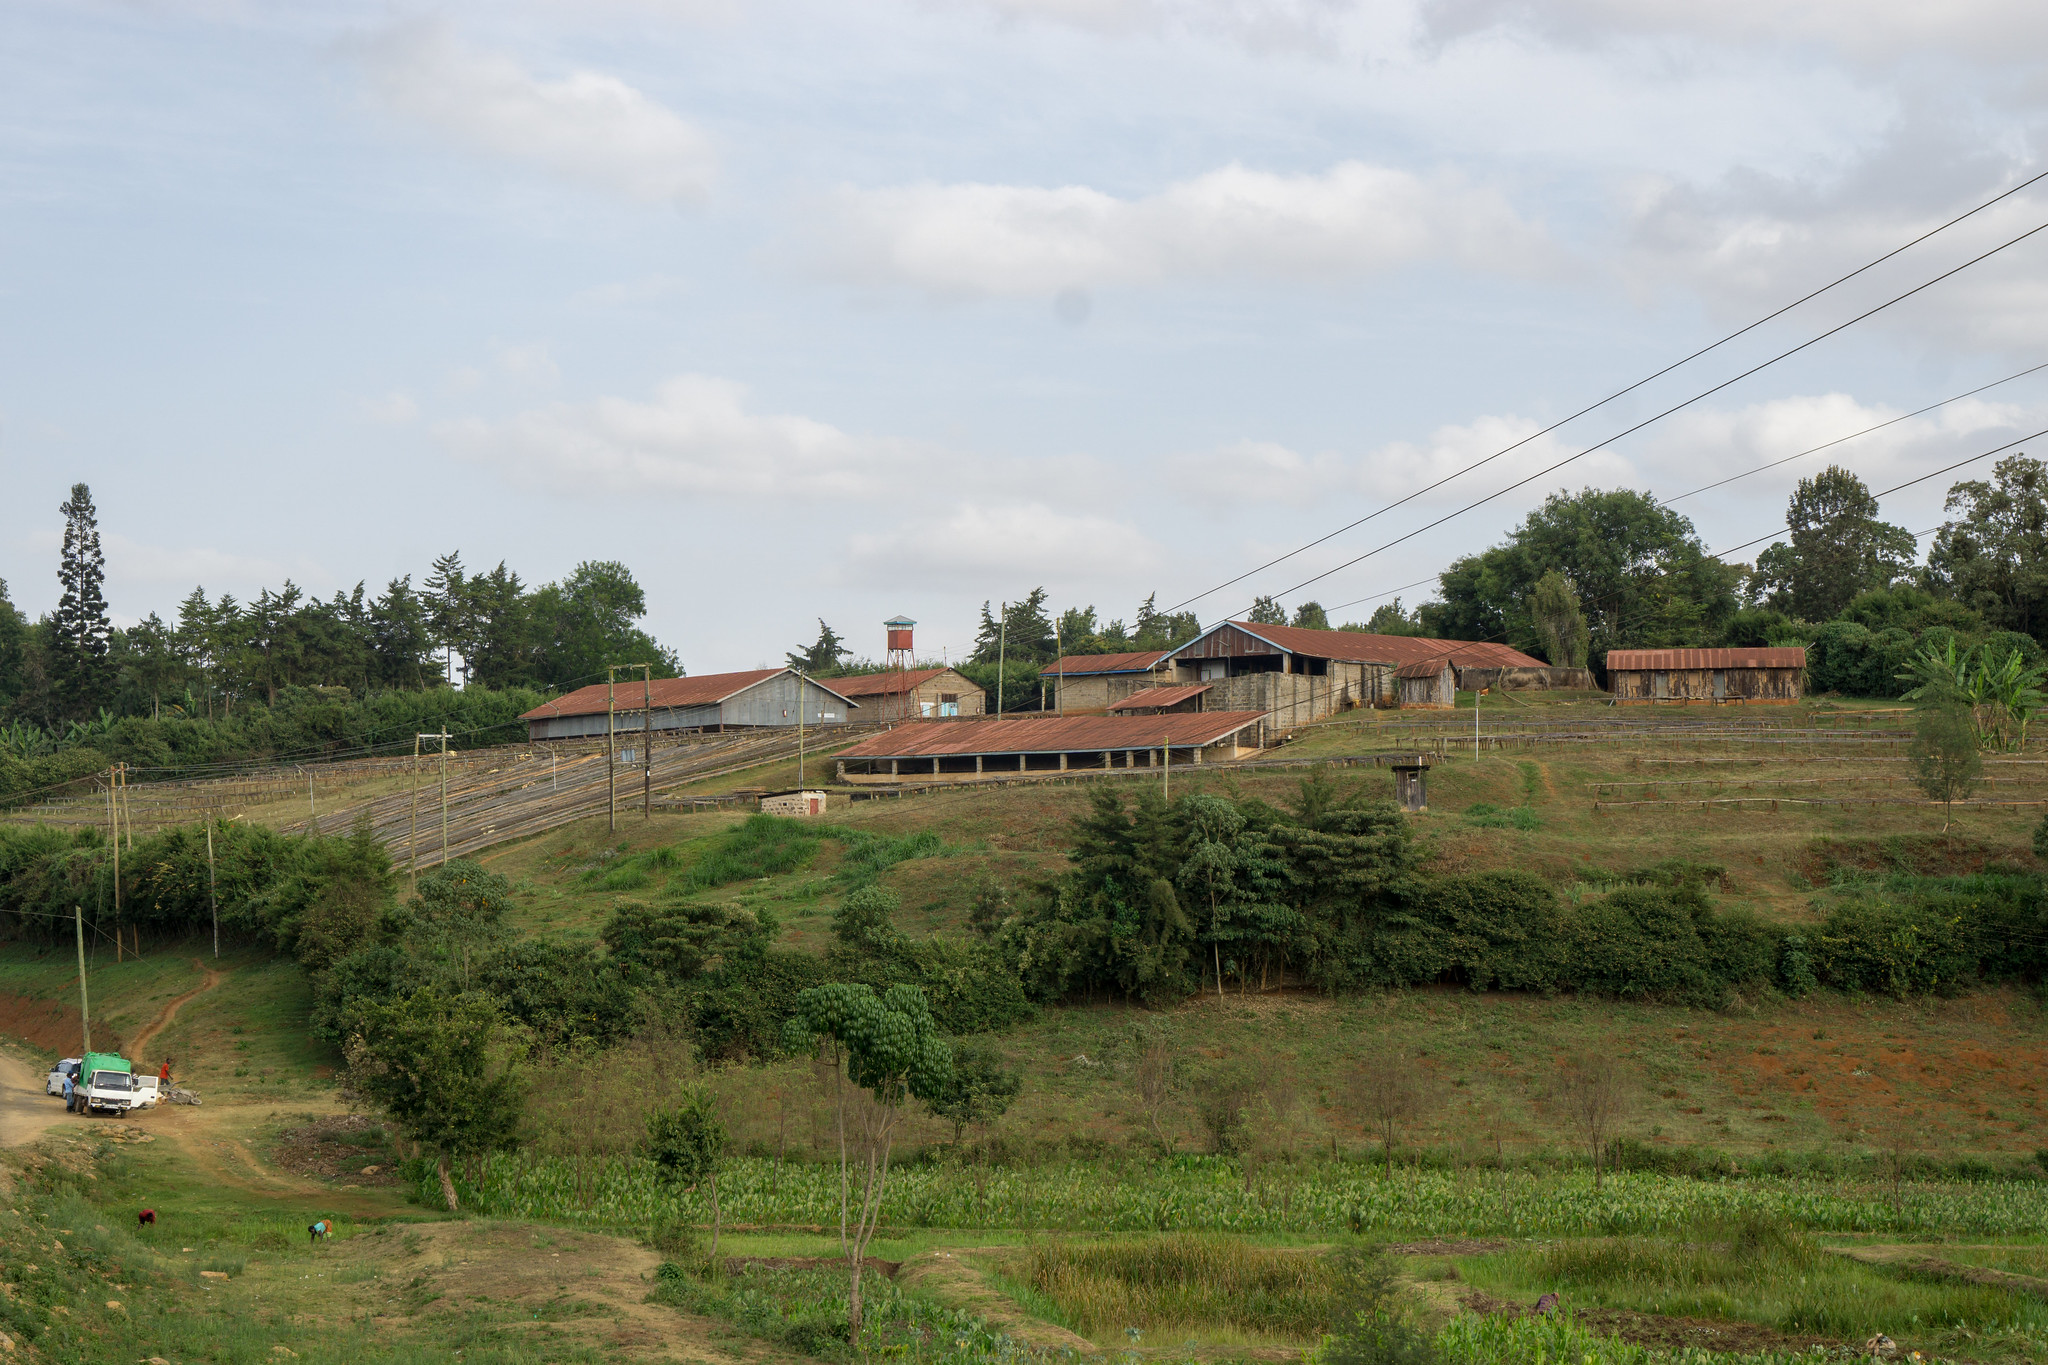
<box><xmin>61</xmin><ymin>1072</ymin><xmax>75</xmax><ymax>1112</ymax></box>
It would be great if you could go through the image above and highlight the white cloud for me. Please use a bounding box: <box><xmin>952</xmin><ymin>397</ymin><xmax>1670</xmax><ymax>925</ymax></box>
<box><xmin>941</xmin><ymin>0</ymin><xmax>1372</xmax><ymax>52</ymax></box>
<box><xmin>847</xmin><ymin>502</ymin><xmax>1161</xmax><ymax>578</ymax></box>
<box><xmin>493</xmin><ymin>342</ymin><xmax>561</xmax><ymax>385</ymax></box>
<box><xmin>1621</xmin><ymin>167</ymin><xmax>2048</xmax><ymax>349</ymax></box>
<box><xmin>1422</xmin><ymin>0</ymin><xmax>2048</xmax><ymax>69</ymax></box>
<box><xmin>354</xmin><ymin>23</ymin><xmax>715</xmax><ymax>205</ymax></box>
<box><xmin>438</xmin><ymin>373</ymin><xmax>908</xmax><ymax>499</ymax></box>
<box><xmin>358</xmin><ymin>391</ymin><xmax>419</xmax><ymax>424</ymax></box>
<box><xmin>803</xmin><ymin>160</ymin><xmax>1552</xmax><ymax>296</ymax></box>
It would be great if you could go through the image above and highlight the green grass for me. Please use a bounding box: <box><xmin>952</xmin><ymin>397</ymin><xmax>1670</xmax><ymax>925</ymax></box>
<box><xmin>1460</xmin><ymin>1223</ymin><xmax>2048</xmax><ymax>1353</ymax></box>
<box><xmin>1017</xmin><ymin>1232</ymin><xmax>1344</xmax><ymax>1343</ymax></box>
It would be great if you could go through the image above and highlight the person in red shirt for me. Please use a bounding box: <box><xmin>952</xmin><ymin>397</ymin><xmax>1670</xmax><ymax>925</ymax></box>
<box><xmin>158</xmin><ymin>1059</ymin><xmax>171</xmax><ymax>1085</ymax></box>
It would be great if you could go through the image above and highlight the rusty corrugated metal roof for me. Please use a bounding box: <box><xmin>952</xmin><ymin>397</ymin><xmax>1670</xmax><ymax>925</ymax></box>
<box><xmin>1395</xmin><ymin>658</ymin><xmax>1454</xmax><ymax>679</ymax></box>
<box><xmin>1107</xmin><ymin>684</ymin><xmax>1212</xmax><ymax>710</ymax></box>
<box><xmin>824</xmin><ymin>668</ymin><xmax>963</xmax><ymax>697</ymax></box>
<box><xmin>1168</xmin><ymin>622</ymin><xmax>1546</xmax><ymax>670</ymax></box>
<box><xmin>520</xmin><ymin>669</ymin><xmax>858</xmax><ymax>721</ymax></box>
<box><xmin>835</xmin><ymin>711</ymin><xmax>1267</xmax><ymax>760</ymax></box>
<box><xmin>1605</xmin><ymin>648</ymin><xmax>1807</xmax><ymax>671</ymax></box>
<box><xmin>1045</xmin><ymin>650</ymin><xmax>1170</xmax><ymax>676</ymax></box>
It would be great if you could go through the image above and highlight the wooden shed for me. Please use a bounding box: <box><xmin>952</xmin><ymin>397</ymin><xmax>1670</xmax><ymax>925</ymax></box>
<box><xmin>519</xmin><ymin>669</ymin><xmax>858</xmax><ymax>740</ymax></box>
<box><xmin>1605</xmin><ymin>647</ymin><xmax>1807</xmax><ymax>705</ymax></box>
<box><xmin>1396</xmin><ymin>658</ymin><xmax>1457</xmax><ymax>708</ymax></box>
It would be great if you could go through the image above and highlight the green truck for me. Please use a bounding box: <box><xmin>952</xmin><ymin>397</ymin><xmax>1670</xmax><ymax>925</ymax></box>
<box><xmin>78</xmin><ymin>1051</ymin><xmax>140</xmax><ymax>1116</ymax></box>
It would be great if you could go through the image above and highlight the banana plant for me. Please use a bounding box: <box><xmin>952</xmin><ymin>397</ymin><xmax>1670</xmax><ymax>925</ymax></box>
<box><xmin>1977</xmin><ymin>647</ymin><xmax>2048</xmax><ymax>752</ymax></box>
<box><xmin>0</xmin><ymin>722</ymin><xmax>52</xmax><ymax>760</ymax></box>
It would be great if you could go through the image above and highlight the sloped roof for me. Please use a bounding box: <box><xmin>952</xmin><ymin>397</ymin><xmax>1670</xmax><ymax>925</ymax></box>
<box><xmin>1396</xmin><ymin>658</ymin><xmax>1456</xmax><ymax>680</ymax></box>
<box><xmin>835</xmin><ymin>711</ymin><xmax>1267</xmax><ymax>760</ymax></box>
<box><xmin>1168</xmin><ymin>622</ymin><xmax>1547</xmax><ymax>670</ymax></box>
<box><xmin>1107</xmin><ymin>684</ymin><xmax>1211</xmax><ymax>710</ymax></box>
<box><xmin>1606</xmin><ymin>648</ymin><xmax>1807</xmax><ymax>671</ymax></box>
<box><xmin>825</xmin><ymin>668</ymin><xmax>971</xmax><ymax>698</ymax></box>
<box><xmin>520</xmin><ymin>669</ymin><xmax>856</xmax><ymax>721</ymax></box>
<box><xmin>1045</xmin><ymin>650</ymin><xmax>1171</xmax><ymax>676</ymax></box>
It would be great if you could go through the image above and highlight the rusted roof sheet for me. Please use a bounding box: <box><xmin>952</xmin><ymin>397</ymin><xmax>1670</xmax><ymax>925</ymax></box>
<box><xmin>1169</xmin><ymin>622</ymin><xmax>1546</xmax><ymax>670</ymax></box>
<box><xmin>1045</xmin><ymin>650</ymin><xmax>1170</xmax><ymax>676</ymax></box>
<box><xmin>1107</xmin><ymin>684</ymin><xmax>1212</xmax><ymax>710</ymax></box>
<box><xmin>824</xmin><ymin>668</ymin><xmax>960</xmax><ymax>698</ymax></box>
<box><xmin>835</xmin><ymin>711</ymin><xmax>1267</xmax><ymax>760</ymax></box>
<box><xmin>1395</xmin><ymin>658</ymin><xmax>1454</xmax><ymax>679</ymax></box>
<box><xmin>520</xmin><ymin>668</ymin><xmax>857</xmax><ymax>721</ymax></box>
<box><xmin>1605</xmin><ymin>648</ymin><xmax>1807</xmax><ymax>671</ymax></box>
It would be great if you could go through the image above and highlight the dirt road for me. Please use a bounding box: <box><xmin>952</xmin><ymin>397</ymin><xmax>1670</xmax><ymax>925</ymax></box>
<box><xmin>0</xmin><ymin>1050</ymin><xmax>67</xmax><ymax>1148</ymax></box>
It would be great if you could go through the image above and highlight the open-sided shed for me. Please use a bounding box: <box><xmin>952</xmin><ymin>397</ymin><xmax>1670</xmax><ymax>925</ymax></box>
<box><xmin>833</xmin><ymin>711</ymin><xmax>1269</xmax><ymax>783</ymax></box>
<box><xmin>1605</xmin><ymin>647</ymin><xmax>1806</xmax><ymax>704</ymax></box>
<box><xmin>520</xmin><ymin>669</ymin><xmax>858</xmax><ymax>740</ymax></box>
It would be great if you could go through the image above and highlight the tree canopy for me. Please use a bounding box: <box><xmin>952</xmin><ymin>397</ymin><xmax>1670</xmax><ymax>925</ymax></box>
<box><xmin>1748</xmin><ymin>466</ymin><xmax>1916</xmax><ymax>621</ymax></box>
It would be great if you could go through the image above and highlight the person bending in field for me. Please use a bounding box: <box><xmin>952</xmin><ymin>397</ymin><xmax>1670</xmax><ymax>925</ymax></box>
<box><xmin>308</xmin><ymin>1220</ymin><xmax>330</xmax><ymax>1243</ymax></box>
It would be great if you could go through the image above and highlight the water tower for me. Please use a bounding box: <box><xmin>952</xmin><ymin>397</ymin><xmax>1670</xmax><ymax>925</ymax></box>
<box><xmin>884</xmin><ymin>615</ymin><xmax>916</xmax><ymax>673</ymax></box>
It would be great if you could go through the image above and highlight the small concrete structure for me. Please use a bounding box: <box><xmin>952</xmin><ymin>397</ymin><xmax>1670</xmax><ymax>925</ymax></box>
<box><xmin>760</xmin><ymin>789</ymin><xmax>828</xmax><ymax>817</ymax></box>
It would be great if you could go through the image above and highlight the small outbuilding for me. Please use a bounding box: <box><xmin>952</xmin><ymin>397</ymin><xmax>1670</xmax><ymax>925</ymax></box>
<box><xmin>520</xmin><ymin>669</ymin><xmax>858</xmax><ymax>741</ymax></box>
<box><xmin>823</xmin><ymin>667</ymin><xmax>985</xmax><ymax>724</ymax></box>
<box><xmin>1396</xmin><ymin>658</ymin><xmax>1457</xmax><ymax>709</ymax></box>
<box><xmin>1605</xmin><ymin>647</ymin><xmax>1807</xmax><ymax>705</ymax></box>
<box><xmin>760</xmin><ymin>789</ymin><xmax>828</xmax><ymax>817</ymax></box>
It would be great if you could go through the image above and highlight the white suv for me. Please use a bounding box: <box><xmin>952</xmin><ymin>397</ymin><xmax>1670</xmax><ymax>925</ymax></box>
<box><xmin>46</xmin><ymin>1059</ymin><xmax>80</xmax><ymax>1097</ymax></box>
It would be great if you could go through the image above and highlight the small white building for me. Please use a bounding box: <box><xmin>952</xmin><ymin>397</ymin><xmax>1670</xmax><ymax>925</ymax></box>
<box><xmin>760</xmin><ymin>789</ymin><xmax>828</xmax><ymax>817</ymax></box>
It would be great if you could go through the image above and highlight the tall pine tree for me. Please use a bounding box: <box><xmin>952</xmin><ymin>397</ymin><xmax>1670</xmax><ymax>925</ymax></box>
<box><xmin>51</xmin><ymin>483</ymin><xmax>113</xmax><ymax>720</ymax></box>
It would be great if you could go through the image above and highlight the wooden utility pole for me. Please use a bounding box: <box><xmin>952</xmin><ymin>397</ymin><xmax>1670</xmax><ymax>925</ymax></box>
<box><xmin>605</xmin><ymin>664</ymin><xmax>653</xmax><ymax>831</ymax></box>
<box><xmin>797</xmin><ymin>667</ymin><xmax>807</xmax><ymax>789</ymax></box>
<box><xmin>107</xmin><ymin>767</ymin><xmax>120</xmax><ymax>952</ymax></box>
<box><xmin>205</xmin><ymin>818</ymin><xmax>219</xmax><ymax>959</ymax></box>
<box><xmin>1162</xmin><ymin>734</ymin><xmax>1170</xmax><ymax>800</ymax></box>
<box><xmin>1055</xmin><ymin>617</ymin><xmax>1063</xmax><ymax>717</ymax></box>
<box><xmin>996</xmin><ymin>603</ymin><xmax>1007</xmax><ymax>716</ymax></box>
<box><xmin>440</xmin><ymin>737</ymin><xmax>450</xmax><ymax>866</ymax></box>
<box><xmin>74</xmin><ymin>903</ymin><xmax>90</xmax><ymax>1054</ymax></box>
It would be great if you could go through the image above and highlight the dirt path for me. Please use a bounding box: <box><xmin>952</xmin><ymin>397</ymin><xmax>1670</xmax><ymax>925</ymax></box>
<box><xmin>1830</xmin><ymin>1245</ymin><xmax>2048</xmax><ymax>1300</ymax></box>
<box><xmin>0</xmin><ymin>1050</ymin><xmax>68</xmax><ymax>1149</ymax></box>
<box><xmin>126</xmin><ymin>958</ymin><xmax>223</xmax><ymax>1064</ymax></box>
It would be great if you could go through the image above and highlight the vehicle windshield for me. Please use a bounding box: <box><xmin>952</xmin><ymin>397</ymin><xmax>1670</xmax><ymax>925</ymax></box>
<box><xmin>91</xmin><ymin>1072</ymin><xmax>134</xmax><ymax>1090</ymax></box>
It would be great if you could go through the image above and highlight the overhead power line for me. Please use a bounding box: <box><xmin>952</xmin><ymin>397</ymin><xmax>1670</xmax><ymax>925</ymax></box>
<box><xmin>1215</xmin><ymin>214</ymin><xmax>2048</xmax><ymax>624</ymax></box>
<box><xmin>1169</xmin><ymin>167</ymin><xmax>2048</xmax><ymax>618</ymax></box>
<box><xmin>1664</xmin><ymin>359</ymin><xmax>2048</xmax><ymax>505</ymax></box>
<box><xmin>1709</xmin><ymin>427</ymin><xmax>2048</xmax><ymax>558</ymax></box>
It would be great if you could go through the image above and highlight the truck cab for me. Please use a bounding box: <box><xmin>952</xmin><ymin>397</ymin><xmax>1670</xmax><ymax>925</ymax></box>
<box><xmin>79</xmin><ymin>1052</ymin><xmax>138</xmax><ymax>1116</ymax></box>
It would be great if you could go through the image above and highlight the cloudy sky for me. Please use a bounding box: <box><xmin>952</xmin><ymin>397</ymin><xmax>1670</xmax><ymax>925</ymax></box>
<box><xmin>4</xmin><ymin>0</ymin><xmax>2047</xmax><ymax>671</ymax></box>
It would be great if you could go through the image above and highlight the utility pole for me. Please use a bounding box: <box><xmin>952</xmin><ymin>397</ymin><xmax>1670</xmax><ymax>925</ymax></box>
<box><xmin>1054</xmin><ymin>617</ymin><xmax>1063</xmax><ymax>717</ymax></box>
<box><xmin>74</xmin><ymin>902</ymin><xmax>90</xmax><ymax>1054</ymax></box>
<box><xmin>440</xmin><ymin>735</ymin><xmax>450</xmax><ymax>866</ymax></box>
<box><xmin>107</xmin><ymin>767</ymin><xmax>120</xmax><ymax>943</ymax></box>
<box><xmin>605</xmin><ymin>664</ymin><xmax>652</xmax><ymax>831</ymax></box>
<box><xmin>1473</xmin><ymin>682</ymin><xmax>1481</xmax><ymax>760</ymax></box>
<box><xmin>1162</xmin><ymin>734</ymin><xmax>1170</xmax><ymax>800</ymax></box>
<box><xmin>408</xmin><ymin>735</ymin><xmax>423</xmax><ymax>894</ymax></box>
<box><xmin>797</xmin><ymin>667</ymin><xmax>807</xmax><ymax>789</ymax></box>
<box><xmin>205</xmin><ymin>817</ymin><xmax>219</xmax><ymax>960</ymax></box>
<box><xmin>306</xmin><ymin>766</ymin><xmax>316</xmax><ymax>830</ymax></box>
<box><xmin>996</xmin><ymin>602</ymin><xmax>1007</xmax><ymax>717</ymax></box>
